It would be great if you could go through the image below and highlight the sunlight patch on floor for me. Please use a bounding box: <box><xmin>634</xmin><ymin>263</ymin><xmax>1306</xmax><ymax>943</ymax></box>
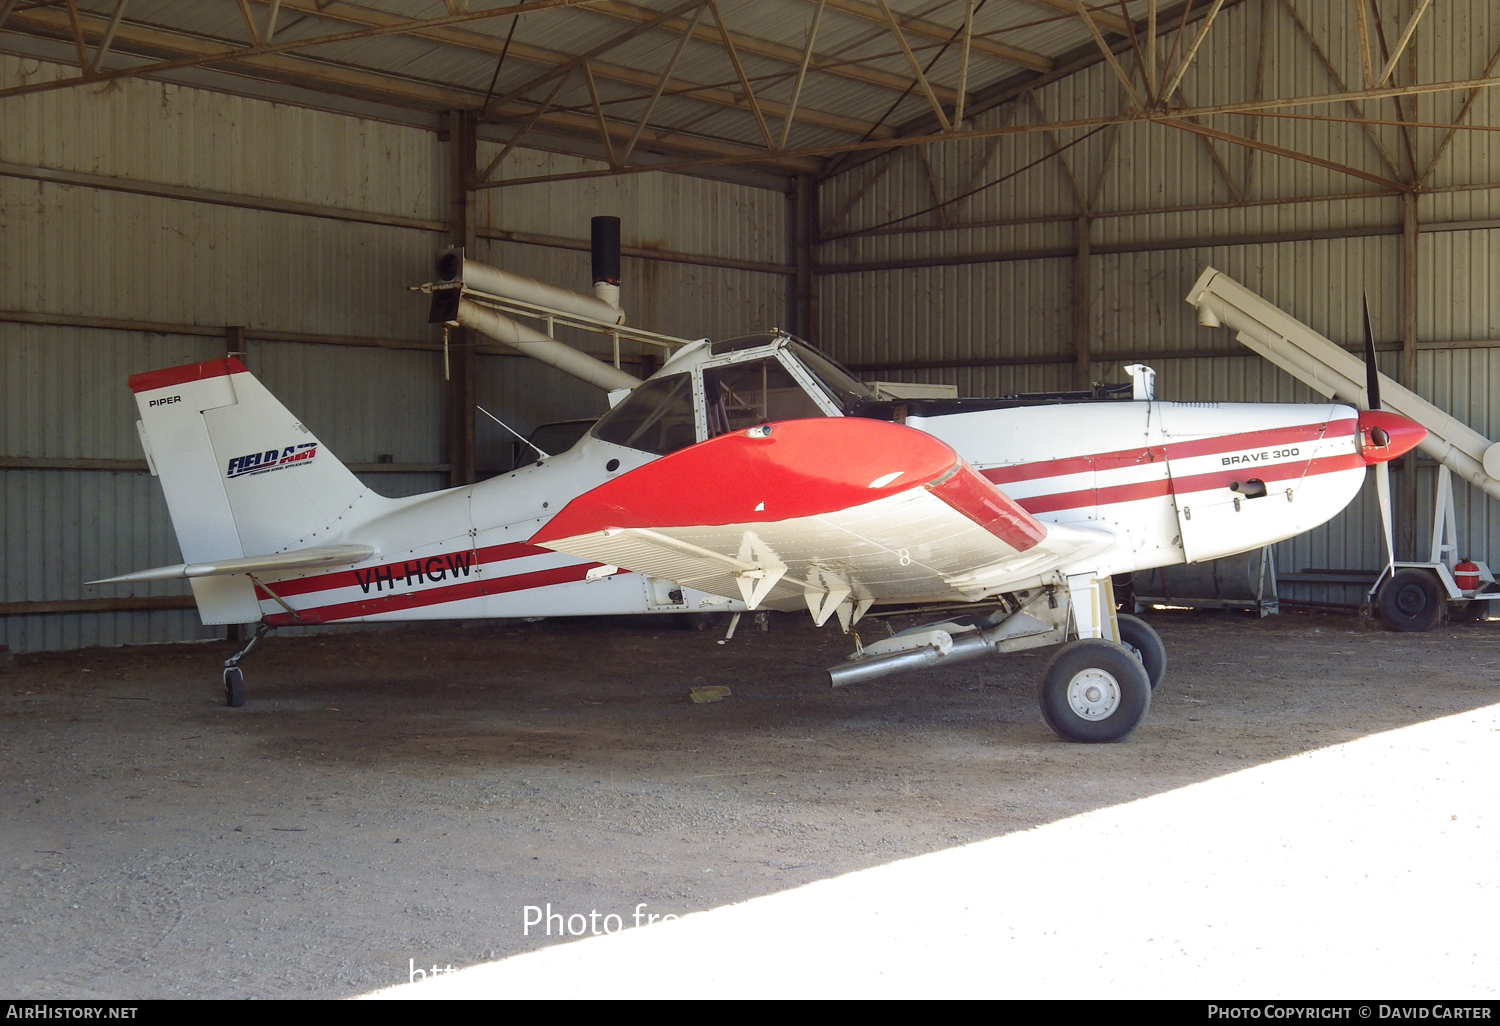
<box><xmin>365</xmin><ymin>703</ymin><xmax>1500</xmax><ymax>999</ymax></box>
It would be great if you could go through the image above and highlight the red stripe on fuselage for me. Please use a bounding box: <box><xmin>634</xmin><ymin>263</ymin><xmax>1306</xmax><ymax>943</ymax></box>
<box><xmin>1165</xmin><ymin>418</ymin><xmax>1353</xmax><ymax>461</ymax></box>
<box><xmin>1010</xmin><ymin>452</ymin><xmax>1365</xmax><ymax>515</ymax></box>
<box><xmin>263</xmin><ymin>561</ymin><xmax>618</xmax><ymax>626</ymax></box>
<box><xmin>982</xmin><ymin>419</ymin><xmax>1355</xmax><ymax>486</ymax></box>
<box><xmin>253</xmin><ymin>542</ymin><xmax>549</xmax><ymax>599</ymax></box>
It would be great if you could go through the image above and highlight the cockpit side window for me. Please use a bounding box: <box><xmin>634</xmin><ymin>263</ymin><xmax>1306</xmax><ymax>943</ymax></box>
<box><xmin>590</xmin><ymin>373</ymin><xmax>698</xmax><ymax>455</ymax></box>
<box><xmin>702</xmin><ymin>357</ymin><xmax>827</xmax><ymax>438</ymax></box>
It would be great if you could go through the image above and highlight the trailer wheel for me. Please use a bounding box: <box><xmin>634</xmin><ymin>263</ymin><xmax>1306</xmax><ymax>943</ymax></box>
<box><xmin>1117</xmin><ymin>614</ymin><xmax>1167</xmax><ymax>692</ymax></box>
<box><xmin>1039</xmin><ymin>639</ymin><xmax>1151</xmax><ymax>744</ymax></box>
<box><xmin>1377</xmin><ymin>568</ymin><xmax>1445</xmax><ymax>632</ymax></box>
<box><xmin>1451</xmin><ymin>600</ymin><xmax>1486</xmax><ymax>623</ymax></box>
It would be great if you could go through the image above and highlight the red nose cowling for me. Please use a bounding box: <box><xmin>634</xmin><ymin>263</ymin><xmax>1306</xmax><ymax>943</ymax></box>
<box><xmin>1356</xmin><ymin>410</ymin><xmax>1426</xmax><ymax>465</ymax></box>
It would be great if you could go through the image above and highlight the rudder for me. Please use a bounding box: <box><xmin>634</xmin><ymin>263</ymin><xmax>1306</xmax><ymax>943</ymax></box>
<box><xmin>131</xmin><ymin>358</ymin><xmax>382</xmax><ymax>621</ymax></box>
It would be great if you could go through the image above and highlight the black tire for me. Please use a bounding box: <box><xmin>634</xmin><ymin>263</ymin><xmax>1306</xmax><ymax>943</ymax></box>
<box><xmin>1117</xmin><ymin>614</ymin><xmax>1167</xmax><ymax>692</ymax></box>
<box><xmin>1377</xmin><ymin>568</ymin><xmax>1445</xmax><ymax>632</ymax></box>
<box><xmin>1451</xmin><ymin>599</ymin><xmax>1487</xmax><ymax>623</ymax></box>
<box><xmin>1039</xmin><ymin>639</ymin><xmax>1152</xmax><ymax>744</ymax></box>
<box><xmin>223</xmin><ymin>666</ymin><xmax>245</xmax><ymax>708</ymax></box>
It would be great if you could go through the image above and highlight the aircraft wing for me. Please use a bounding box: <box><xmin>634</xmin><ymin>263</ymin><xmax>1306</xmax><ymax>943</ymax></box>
<box><xmin>530</xmin><ymin>418</ymin><xmax>1113</xmax><ymax>626</ymax></box>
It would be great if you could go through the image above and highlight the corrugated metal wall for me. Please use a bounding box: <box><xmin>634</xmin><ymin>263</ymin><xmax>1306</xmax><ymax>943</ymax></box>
<box><xmin>1</xmin><ymin>53</ymin><xmax>788</xmax><ymax>652</ymax></box>
<box><xmin>819</xmin><ymin>0</ymin><xmax>1500</xmax><ymax>604</ymax></box>
<box><xmin>0</xmin><ymin>53</ymin><xmax>450</xmax><ymax>651</ymax></box>
<box><xmin>472</xmin><ymin>144</ymin><xmax>789</xmax><ymax>465</ymax></box>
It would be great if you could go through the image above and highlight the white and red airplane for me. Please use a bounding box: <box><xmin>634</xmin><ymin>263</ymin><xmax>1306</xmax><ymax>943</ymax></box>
<box><xmin>97</xmin><ymin>323</ymin><xmax>1424</xmax><ymax>742</ymax></box>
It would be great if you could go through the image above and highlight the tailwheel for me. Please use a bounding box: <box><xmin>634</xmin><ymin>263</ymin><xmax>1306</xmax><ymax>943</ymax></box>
<box><xmin>1116</xmin><ymin>614</ymin><xmax>1167</xmax><ymax>692</ymax></box>
<box><xmin>1039</xmin><ymin>639</ymin><xmax>1151</xmax><ymax>743</ymax></box>
<box><xmin>223</xmin><ymin>666</ymin><xmax>246</xmax><ymax>708</ymax></box>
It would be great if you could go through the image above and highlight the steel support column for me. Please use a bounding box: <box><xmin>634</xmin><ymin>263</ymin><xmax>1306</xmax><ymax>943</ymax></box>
<box><xmin>1400</xmin><ymin>189</ymin><xmax>1420</xmax><ymax>558</ymax></box>
<box><xmin>446</xmin><ymin>109</ymin><xmax>478</xmax><ymax>488</ymax></box>
<box><xmin>1073</xmin><ymin>215</ymin><xmax>1092</xmax><ymax>390</ymax></box>
<box><xmin>793</xmin><ymin>174</ymin><xmax>820</xmax><ymax>344</ymax></box>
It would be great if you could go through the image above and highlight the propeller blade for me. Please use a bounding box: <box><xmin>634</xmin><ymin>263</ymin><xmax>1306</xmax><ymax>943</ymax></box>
<box><xmin>1362</xmin><ymin>292</ymin><xmax>1381</xmax><ymax>411</ymax></box>
<box><xmin>1375</xmin><ymin>459</ymin><xmax>1396</xmax><ymax>571</ymax></box>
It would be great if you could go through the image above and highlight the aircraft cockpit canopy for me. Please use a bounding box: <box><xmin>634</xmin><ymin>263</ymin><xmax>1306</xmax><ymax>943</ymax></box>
<box><xmin>590</xmin><ymin>332</ymin><xmax>872</xmax><ymax>456</ymax></box>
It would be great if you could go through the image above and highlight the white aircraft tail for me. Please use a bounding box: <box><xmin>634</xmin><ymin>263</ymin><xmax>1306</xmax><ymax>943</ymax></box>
<box><xmin>129</xmin><ymin>358</ymin><xmax>381</xmax><ymax>622</ymax></box>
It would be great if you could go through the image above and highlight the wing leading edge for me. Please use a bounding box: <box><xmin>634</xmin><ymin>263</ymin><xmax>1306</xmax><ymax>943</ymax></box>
<box><xmin>532</xmin><ymin>419</ymin><xmax>1113</xmax><ymax>626</ymax></box>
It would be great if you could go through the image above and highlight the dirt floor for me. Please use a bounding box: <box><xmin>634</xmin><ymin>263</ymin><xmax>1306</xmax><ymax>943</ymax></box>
<box><xmin>2</xmin><ymin>606</ymin><xmax>1498</xmax><ymax>999</ymax></box>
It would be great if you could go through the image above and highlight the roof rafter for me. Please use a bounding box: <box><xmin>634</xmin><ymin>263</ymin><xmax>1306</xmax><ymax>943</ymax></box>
<box><xmin>88</xmin><ymin>0</ymin><xmax>131</xmax><ymax>73</ymax></box>
<box><xmin>707</xmin><ymin>0</ymin><xmax>775</xmax><ymax>150</ymax></box>
<box><xmin>478</xmin><ymin>70</ymin><xmax>1500</xmax><ymax>188</ymax></box>
<box><xmin>263</xmin><ymin>0</ymin><xmax>895</xmax><ymax>140</ymax></box>
<box><xmin>809</xmin><ymin>0</ymin><xmax>1053</xmax><ymax>72</ymax></box>
<box><xmin>584</xmin><ymin>0</ymin><xmax>962</xmax><ymax>105</ymax></box>
<box><xmin>1026</xmin><ymin>0</ymin><xmax>1131</xmax><ymax>35</ymax></box>
<box><xmin>2</xmin><ymin>3</ymin><xmax>821</xmax><ymax>173</ymax></box>
<box><xmin>877</xmin><ymin>0</ymin><xmax>952</xmax><ymax>131</ymax></box>
<box><xmin>1160</xmin><ymin>116</ymin><xmax>1405</xmax><ymax>191</ymax></box>
<box><xmin>1279</xmin><ymin>0</ymin><xmax>1404</xmax><ymax>183</ymax></box>
<box><xmin>1072</xmin><ymin>0</ymin><xmax>1143</xmax><ymax>107</ymax></box>
<box><xmin>485</xmin><ymin>0</ymin><xmax>706</xmax><ymax>114</ymax></box>
<box><xmin>0</xmin><ymin>0</ymin><xmax>602</xmax><ymax>99</ymax></box>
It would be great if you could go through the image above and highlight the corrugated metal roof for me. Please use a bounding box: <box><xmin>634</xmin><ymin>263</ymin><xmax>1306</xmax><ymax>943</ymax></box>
<box><xmin>30</xmin><ymin>1</ymin><xmax>1185</xmax><ymax>178</ymax></box>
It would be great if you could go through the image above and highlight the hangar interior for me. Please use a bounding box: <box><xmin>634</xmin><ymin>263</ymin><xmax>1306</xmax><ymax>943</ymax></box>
<box><xmin>4</xmin><ymin>0</ymin><xmax>1500</xmax><ymax>651</ymax></box>
<box><xmin>5</xmin><ymin>0</ymin><xmax>1500</xmax><ymax>1001</ymax></box>
<box><xmin>5</xmin><ymin>0</ymin><xmax>1500</xmax><ymax>652</ymax></box>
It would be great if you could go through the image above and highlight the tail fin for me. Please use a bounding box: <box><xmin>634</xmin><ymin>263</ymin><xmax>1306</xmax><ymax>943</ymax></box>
<box><xmin>130</xmin><ymin>358</ymin><xmax>381</xmax><ymax>622</ymax></box>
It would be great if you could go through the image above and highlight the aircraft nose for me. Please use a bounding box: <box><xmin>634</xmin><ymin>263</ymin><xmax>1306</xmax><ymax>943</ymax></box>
<box><xmin>1356</xmin><ymin>410</ymin><xmax>1426</xmax><ymax>464</ymax></box>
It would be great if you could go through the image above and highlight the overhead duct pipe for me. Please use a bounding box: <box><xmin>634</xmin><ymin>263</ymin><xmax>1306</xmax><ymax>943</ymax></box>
<box><xmin>454</xmin><ymin>298</ymin><xmax>639</xmax><ymax>393</ymax></box>
<box><xmin>1186</xmin><ymin>267</ymin><xmax>1500</xmax><ymax>503</ymax></box>
<box><xmin>437</xmin><ymin>249</ymin><xmax>625</xmax><ymax>325</ymax></box>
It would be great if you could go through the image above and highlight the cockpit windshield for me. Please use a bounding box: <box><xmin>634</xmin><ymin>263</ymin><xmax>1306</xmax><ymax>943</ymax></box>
<box><xmin>590</xmin><ymin>372</ymin><xmax>697</xmax><ymax>455</ymax></box>
<box><xmin>589</xmin><ymin>334</ymin><xmax>877</xmax><ymax>456</ymax></box>
<box><xmin>703</xmin><ymin>357</ymin><xmax>825</xmax><ymax>438</ymax></box>
<box><xmin>786</xmin><ymin>340</ymin><xmax>874</xmax><ymax>411</ymax></box>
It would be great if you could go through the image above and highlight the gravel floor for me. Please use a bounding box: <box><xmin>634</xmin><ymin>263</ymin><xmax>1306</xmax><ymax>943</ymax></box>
<box><xmin>2</xmin><ymin>607</ymin><xmax>1497</xmax><ymax>998</ymax></box>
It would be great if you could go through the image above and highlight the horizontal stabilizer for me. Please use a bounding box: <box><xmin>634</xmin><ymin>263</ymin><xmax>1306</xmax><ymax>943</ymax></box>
<box><xmin>88</xmin><ymin>544</ymin><xmax>377</xmax><ymax>585</ymax></box>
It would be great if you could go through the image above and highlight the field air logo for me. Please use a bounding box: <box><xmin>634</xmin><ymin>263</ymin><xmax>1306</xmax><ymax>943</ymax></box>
<box><xmin>227</xmin><ymin>442</ymin><xmax>318</xmax><ymax>479</ymax></box>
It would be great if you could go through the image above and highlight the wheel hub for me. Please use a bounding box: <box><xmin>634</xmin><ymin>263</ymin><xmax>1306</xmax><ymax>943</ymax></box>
<box><xmin>1395</xmin><ymin>585</ymin><xmax>1428</xmax><ymax>615</ymax></box>
<box><xmin>1066</xmin><ymin>668</ymin><xmax>1121</xmax><ymax>720</ymax></box>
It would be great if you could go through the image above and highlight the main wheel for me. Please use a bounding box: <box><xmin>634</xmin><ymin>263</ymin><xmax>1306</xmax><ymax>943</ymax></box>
<box><xmin>1116</xmin><ymin>614</ymin><xmax>1167</xmax><ymax>692</ymax></box>
<box><xmin>1039</xmin><ymin>639</ymin><xmax>1152</xmax><ymax>744</ymax></box>
<box><xmin>223</xmin><ymin>666</ymin><xmax>245</xmax><ymax>708</ymax></box>
<box><xmin>1377</xmin><ymin>568</ymin><xmax>1444</xmax><ymax>632</ymax></box>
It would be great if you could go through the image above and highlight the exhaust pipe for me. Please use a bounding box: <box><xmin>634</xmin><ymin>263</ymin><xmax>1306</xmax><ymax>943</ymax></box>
<box><xmin>455</xmin><ymin>298</ymin><xmax>638</xmax><ymax>393</ymax></box>
<box><xmin>591</xmin><ymin>215</ymin><xmax>622</xmax><ymax>314</ymax></box>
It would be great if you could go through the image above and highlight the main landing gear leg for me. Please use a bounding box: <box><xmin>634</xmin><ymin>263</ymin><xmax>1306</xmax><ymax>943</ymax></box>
<box><xmin>222</xmin><ymin>622</ymin><xmax>274</xmax><ymax>708</ymax></box>
<box><xmin>824</xmin><ymin>575</ymin><xmax>1160</xmax><ymax>743</ymax></box>
<box><xmin>1038</xmin><ymin>576</ymin><xmax>1153</xmax><ymax>743</ymax></box>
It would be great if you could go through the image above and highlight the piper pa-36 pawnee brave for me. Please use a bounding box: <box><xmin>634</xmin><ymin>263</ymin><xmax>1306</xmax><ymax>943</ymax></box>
<box><xmin>95</xmin><ymin>257</ymin><xmax>1425</xmax><ymax>743</ymax></box>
